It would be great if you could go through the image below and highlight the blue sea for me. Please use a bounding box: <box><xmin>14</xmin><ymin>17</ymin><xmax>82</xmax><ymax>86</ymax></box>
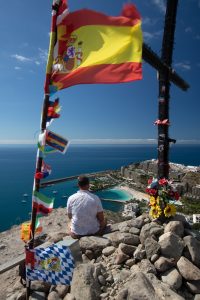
<box><xmin>0</xmin><ymin>144</ymin><xmax>200</xmax><ymax>232</ymax></box>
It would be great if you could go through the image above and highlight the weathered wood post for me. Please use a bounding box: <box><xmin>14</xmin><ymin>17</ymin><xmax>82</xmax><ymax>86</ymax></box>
<box><xmin>157</xmin><ymin>0</ymin><xmax>179</xmax><ymax>179</ymax></box>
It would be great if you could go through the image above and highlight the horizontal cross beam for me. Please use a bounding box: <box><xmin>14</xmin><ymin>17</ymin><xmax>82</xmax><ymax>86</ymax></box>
<box><xmin>142</xmin><ymin>43</ymin><xmax>189</xmax><ymax>91</ymax></box>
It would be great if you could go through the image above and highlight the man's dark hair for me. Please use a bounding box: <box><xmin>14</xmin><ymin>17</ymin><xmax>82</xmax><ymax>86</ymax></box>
<box><xmin>78</xmin><ymin>176</ymin><xmax>89</xmax><ymax>187</ymax></box>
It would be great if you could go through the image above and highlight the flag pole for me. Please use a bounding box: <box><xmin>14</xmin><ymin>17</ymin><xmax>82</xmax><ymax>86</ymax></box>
<box><xmin>26</xmin><ymin>1</ymin><xmax>61</xmax><ymax>299</ymax></box>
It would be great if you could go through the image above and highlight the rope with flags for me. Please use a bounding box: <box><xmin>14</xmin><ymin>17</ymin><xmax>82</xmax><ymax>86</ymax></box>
<box><xmin>25</xmin><ymin>0</ymin><xmax>142</xmax><ymax>298</ymax></box>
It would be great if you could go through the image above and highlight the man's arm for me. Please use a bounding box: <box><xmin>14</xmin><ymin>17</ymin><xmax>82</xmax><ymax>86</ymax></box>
<box><xmin>97</xmin><ymin>211</ymin><xmax>106</xmax><ymax>232</ymax></box>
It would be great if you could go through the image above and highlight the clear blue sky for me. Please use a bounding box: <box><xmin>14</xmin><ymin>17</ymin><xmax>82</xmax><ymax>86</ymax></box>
<box><xmin>0</xmin><ymin>0</ymin><xmax>199</xmax><ymax>144</ymax></box>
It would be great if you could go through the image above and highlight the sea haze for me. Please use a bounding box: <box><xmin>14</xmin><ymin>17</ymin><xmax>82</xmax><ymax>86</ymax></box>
<box><xmin>0</xmin><ymin>143</ymin><xmax>200</xmax><ymax>232</ymax></box>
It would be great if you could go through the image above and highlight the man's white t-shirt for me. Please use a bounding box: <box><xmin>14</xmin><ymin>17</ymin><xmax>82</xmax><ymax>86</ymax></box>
<box><xmin>67</xmin><ymin>190</ymin><xmax>103</xmax><ymax>235</ymax></box>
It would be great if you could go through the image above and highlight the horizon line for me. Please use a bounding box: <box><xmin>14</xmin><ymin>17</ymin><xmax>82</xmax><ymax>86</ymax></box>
<box><xmin>0</xmin><ymin>139</ymin><xmax>200</xmax><ymax>145</ymax></box>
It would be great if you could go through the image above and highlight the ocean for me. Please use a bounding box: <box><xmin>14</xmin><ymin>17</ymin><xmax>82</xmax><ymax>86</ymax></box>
<box><xmin>0</xmin><ymin>144</ymin><xmax>200</xmax><ymax>232</ymax></box>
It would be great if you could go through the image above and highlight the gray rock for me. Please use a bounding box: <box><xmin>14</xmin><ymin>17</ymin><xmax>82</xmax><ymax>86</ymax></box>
<box><xmin>0</xmin><ymin>243</ymin><xmax>6</xmax><ymax>250</ymax></box>
<box><xmin>118</xmin><ymin>243</ymin><xmax>137</xmax><ymax>256</ymax></box>
<box><xmin>124</xmin><ymin>272</ymin><xmax>159</xmax><ymax>300</ymax></box>
<box><xmin>63</xmin><ymin>295</ymin><xmax>75</xmax><ymax>300</ymax></box>
<box><xmin>100</xmin><ymin>292</ymin><xmax>109</xmax><ymax>299</ymax></box>
<box><xmin>115</xmin><ymin>252</ymin><xmax>129</xmax><ymax>264</ymax></box>
<box><xmin>164</xmin><ymin>221</ymin><xmax>184</xmax><ymax>237</ymax></box>
<box><xmin>161</xmin><ymin>268</ymin><xmax>182</xmax><ymax>290</ymax></box>
<box><xmin>130</xmin><ymin>264</ymin><xmax>140</xmax><ymax>273</ymax></box>
<box><xmin>115</xmin><ymin>288</ymin><xmax>128</xmax><ymax>300</ymax></box>
<box><xmin>113</xmin><ymin>269</ymin><xmax>131</xmax><ymax>283</ymax></box>
<box><xmin>177</xmin><ymin>256</ymin><xmax>200</xmax><ymax>281</ymax></box>
<box><xmin>133</xmin><ymin>244</ymin><xmax>146</xmax><ymax>261</ymax></box>
<box><xmin>47</xmin><ymin>291</ymin><xmax>61</xmax><ymax>300</ymax></box>
<box><xmin>85</xmin><ymin>249</ymin><xmax>94</xmax><ymax>260</ymax></box>
<box><xmin>102</xmin><ymin>246</ymin><xmax>116</xmax><ymax>256</ymax></box>
<box><xmin>129</xmin><ymin>227</ymin><xmax>140</xmax><ymax>235</ymax></box>
<box><xmin>52</xmin><ymin>285</ymin><xmax>69</xmax><ymax>298</ymax></box>
<box><xmin>125</xmin><ymin>259</ymin><xmax>136</xmax><ymax>267</ymax></box>
<box><xmin>79</xmin><ymin>236</ymin><xmax>111</xmax><ymax>256</ymax></box>
<box><xmin>154</xmin><ymin>256</ymin><xmax>176</xmax><ymax>272</ymax></box>
<box><xmin>144</xmin><ymin>236</ymin><xmax>160</xmax><ymax>259</ymax></box>
<box><xmin>151</xmin><ymin>254</ymin><xmax>159</xmax><ymax>263</ymax></box>
<box><xmin>16</xmin><ymin>289</ymin><xmax>26</xmax><ymax>300</ymax></box>
<box><xmin>158</xmin><ymin>232</ymin><xmax>184</xmax><ymax>260</ymax></box>
<box><xmin>31</xmin><ymin>281</ymin><xmax>51</xmax><ymax>293</ymax></box>
<box><xmin>186</xmin><ymin>280</ymin><xmax>200</xmax><ymax>294</ymax></box>
<box><xmin>7</xmin><ymin>292</ymin><xmax>23</xmax><ymax>300</ymax></box>
<box><xmin>98</xmin><ymin>275</ymin><xmax>106</xmax><ymax>286</ymax></box>
<box><xmin>118</xmin><ymin>223</ymin><xmax>130</xmax><ymax>233</ymax></box>
<box><xmin>30</xmin><ymin>291</ymin><xmax>46</xmax><ymax>300</ymax></box>
<box><xmin>184</xmin><ymin>228</ymin><xmax>200</xmax><ymax>241</ymax></box>
<box><xmin>104</xmin><ymin>232</ymin><xmax>139</xmax><ymax>247</ymax></box>
<box><xmin>127</xmin><ymin>215</ymin><xmax>145</xmax><ymax>229</ymax></box>
<box><xmin>70</xmin><ymin>263</ymin><xmax>101</xmax><ymax>300</ymax></box>
<box><xmin>140</xmin><ymin>222</ymin><xmax>164</xmax><ymax>244</ymax></box>
<box><xmin>137</xmin><ymin>259</ymin><xmax>157</xmax><ymax>275</ymax></box>
<box><xmin>146</xmin><ymin>273</ymin><xmax>185</xmax><ymax>300</ymax></box>
<box><xmin>184</xmin><ymin>235</ymin><xmax>200</xmax><ymax>268</ymax></box>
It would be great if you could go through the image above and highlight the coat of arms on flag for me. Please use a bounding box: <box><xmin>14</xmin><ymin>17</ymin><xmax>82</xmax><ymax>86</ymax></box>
<box><xmin>26</xmin><ymin>244</ymin><xmax>74</xmax><ymax>285</ymax></box>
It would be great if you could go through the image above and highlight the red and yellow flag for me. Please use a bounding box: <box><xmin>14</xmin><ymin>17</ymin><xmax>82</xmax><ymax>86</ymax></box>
<box><xmin>49</xmin><ymin>3</ymin><xmax>143</xmax><ymax>92</ymax></box>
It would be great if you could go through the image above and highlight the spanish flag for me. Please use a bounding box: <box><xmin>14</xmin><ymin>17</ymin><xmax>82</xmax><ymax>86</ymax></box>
<box><xmin>50</xmin><ymin>3</ymin><xmax>142</xmax><ymax>92</ymax></box>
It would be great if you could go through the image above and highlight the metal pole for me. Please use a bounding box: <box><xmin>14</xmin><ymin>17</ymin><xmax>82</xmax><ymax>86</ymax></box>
<box><xmin>157</xmin><ymin>0</ymin><xmax>179</xmax><ymax>179</ymax></box>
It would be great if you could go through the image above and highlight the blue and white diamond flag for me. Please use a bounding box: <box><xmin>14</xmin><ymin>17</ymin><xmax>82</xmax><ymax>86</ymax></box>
<box><xmin>26</xmin><ymin>244</ymin><xmax>74</xmax><ymax>285</ymax></box>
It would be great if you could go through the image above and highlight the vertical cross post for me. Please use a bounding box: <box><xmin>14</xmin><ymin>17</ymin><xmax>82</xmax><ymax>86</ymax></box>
<box><xmin>157</xmin><ymin>0</ymin><xmax>179</xmax><ymax>179</ymax></box>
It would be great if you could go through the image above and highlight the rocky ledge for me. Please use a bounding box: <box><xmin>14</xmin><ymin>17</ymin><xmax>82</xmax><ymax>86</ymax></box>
<box><xmin>4</xmin><ymin>212</ymin><xmax>200</xmax><ymax>300</ymax></box>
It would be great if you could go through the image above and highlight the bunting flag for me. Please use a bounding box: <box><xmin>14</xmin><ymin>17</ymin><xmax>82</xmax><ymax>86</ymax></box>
<box><xmin>21</xmin><ymin>222</ymin><xmax>43</xmax><ymax>242</ymax></box>
<box><xmin>49</xmin><ymin>3</ymin><xmax>142</xmax><ymax>92</ymax></box>
<box><xmin>26</xmin><ymin>244</ymin><xmax>74</xmax><ymax>285</ymax></box>
<box><xmin>32</xmin><ymin>191</ymin><xmax>54</xmax><ymax>216</ymax></box>
<box><xmin>35</xmin><ymin>162</ymin><xmax>52</xmax><ymax>179</ymax></box>
<box><xmin>46</xmin><ymin>130</ymin><xmax>69</xmax><ymax>154</ymax></box>
<box><xmin>47</xmin><ymin>98</ymin><xmax>61</xmax><ymax>123</ymax></box>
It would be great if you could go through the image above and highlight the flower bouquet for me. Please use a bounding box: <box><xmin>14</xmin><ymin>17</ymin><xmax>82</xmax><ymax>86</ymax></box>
<box><xmin>146</xmin><ymin>178</ymin><xmax>180</xmax><ymax>219</ymax></box>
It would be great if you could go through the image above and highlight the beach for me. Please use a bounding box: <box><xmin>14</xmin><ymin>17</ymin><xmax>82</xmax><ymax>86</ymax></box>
<box><xmin>118</xmin><ymin>185</ymin><xmax>149</xmax><ymax>201</ymax></box>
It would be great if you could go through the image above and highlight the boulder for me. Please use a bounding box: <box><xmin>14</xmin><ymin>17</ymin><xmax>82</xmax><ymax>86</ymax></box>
<box><xmin>158</xmin><ymin>232</ymin><xmax>184</xmax><ymax>260</ymax></box>
<box><xmin>161</xmin><ymin>268</ymin><xmax>182</xmax><ymax>290</ymax></box>
<box><xmin>186</xmin><ymin>280</ymin><xmax>200</xmax><ymax>294</ymax></box>
<box><xmin>140</xmin><ymin>223</ymin><xmax>164</xmax><ymax>244</ymax></box>
<box><xmin>133</xmin><ymin>244</ymin><xmax>146</xmax><ymax>261</ymax></box>
<box><xmin>124</xmin><ymin>272</ymin><xmax>159</xmax><ymax>300</ymax></box>
<box><xmin>184</xmin><ymin>235</ymin><xmax>200</xmax><ymax>268</ymax></box>
<box><xmin>47</xmin><ymin>291</ymin><xmax>62</xmax><ymax>300</ymax></box>
<box><xmin>177</xmin><ymin>256</ymin><xmax>200</xmax><ymax>281</ymax></box>
<box><xmin>104</xmin><ymin>232</ymin><xmax>139</xmax><ymax>247</ymax></box>
<box><xmin>118</xmin><ymin>243</ymin><xmax>137</xmax><ymax>256</ymax></box>
<box><xmin>52</xmin><ymin>285</ymin><xmax>69</xmax><ymax>298</ymax></box>
<box><xmin>79</xmin><ymin>236</ymin><xmax>111</xmax><ymax>256</ymax></box>
<box><xmin>144</xmin><ymin>236</ymin><xmax>160</xmax><ymax>259</ymax></box>
<box><xmin>102</xmin><ymin>246</ymin><xmax>116</xmax><ymax>256</ymax></box>
<box><xmin>154</xmin><ymin>256</ymin><xmax>176</xmax><ymax>272</ymax></box>
<box><xmin>146</xmin><ymin>273</ymin><xmax>185</xmax><ymax>300</ymax></box>
<box><xmin>137</xmin><ymin>259</ymin><xmax>157</xmax><ymax>275</ymax></box>
<box><xmin>115</xmin><ymin>251</ymin><xmax>129</xmax><ymax>265</ymax></box>
<box><xmin>129</xmin><ymin>227</ymin><xmax>140</xmax><ymax>235</ymax></box>
<box><xmin>70</xmin><ymin>263</ymin><xmax>101</xmax><ymax>300</ymax></box>
<box><xmin>164</xmin><ymin>221</ymin><xmax>184</xmax><ymax>237</ymax></box>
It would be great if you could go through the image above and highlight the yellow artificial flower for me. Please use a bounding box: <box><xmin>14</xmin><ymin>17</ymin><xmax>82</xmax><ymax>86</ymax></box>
<box><xmin>164</xmin><ymin>204</ymin><xmax>176</xmax><ymax>217</ymax></box>
<box><xmin>149</xmin><ymin>196</ymin><xmax>160</xmax><ymax>206</ymax></box>
<box><xmin>149</xmin><ymin>205</ymin><xmax>162</xmax><ymax>219</ymax></box>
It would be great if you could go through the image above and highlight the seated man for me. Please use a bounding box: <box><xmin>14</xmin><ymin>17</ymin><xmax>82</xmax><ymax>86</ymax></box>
<box><xmin>67</xmin><ymin>176</ymin><xmax>106</xmax><ymax>239</ymax></box>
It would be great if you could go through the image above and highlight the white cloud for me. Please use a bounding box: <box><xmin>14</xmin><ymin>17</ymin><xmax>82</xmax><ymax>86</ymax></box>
<box><xmin>35</xmin><ymin>61</ymin><xmax>40</xmax><ymax>65</ymax></box>
<box><xmin>38</xmin><ymin>48</ymin><xmax>48</xmax><ymax>63</ymax></box>
<box><xmin>194</xmin><ymin>34</ymin><xmax>200</xmax><ymax>40</ymax></box>
<box><xmin>174</xmin><ymin>62</ymin><xmax>191</xmax><ymax>71</ymax></box>
<box><xmin>143</xmin><ymin>30</ymin><xmax>162</xmax><ymax>41</ymax></box>
<box><xmin>151</xmin><ymin>0</ymin><xmax>166</xmax><ymax>13</ymax></box>
<box><xmin>14</xmin><ymin>66</ymin><xmax>21</xmax><ymax>70</ymax></box>
<box><xmin>185</xmin><ymin>27</ymin><xmax>192</xmax><ymax>33</ymax></box>
<box><xmin>142</xmin><ymin>17</ymin><xmax>158</xmax><ymax>26</ymax></box>
<box><xmin>11</xmin><ymin>54</ymin><xmax>32</xmax><ymax>62</ymax></box>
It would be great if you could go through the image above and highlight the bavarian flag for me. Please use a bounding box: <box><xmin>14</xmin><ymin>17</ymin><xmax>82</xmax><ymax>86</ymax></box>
<box><xmin>50</xmin><ymin>3</ymin><xmax>143</xmax><ymax>92</ymax></box>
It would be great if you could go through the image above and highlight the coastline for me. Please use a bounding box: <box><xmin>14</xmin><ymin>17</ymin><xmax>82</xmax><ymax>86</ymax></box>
<box><xmin>117</xmin><ymin>185</ymin><xmax>149</xmax><ymax>201</ymax></box>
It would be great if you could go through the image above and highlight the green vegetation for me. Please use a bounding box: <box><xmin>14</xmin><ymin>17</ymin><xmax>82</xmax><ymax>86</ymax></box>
<box><xmin>176</xmin><ymin>197</ymin><xmax>200</xmax><ymax>215</ymax></box>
